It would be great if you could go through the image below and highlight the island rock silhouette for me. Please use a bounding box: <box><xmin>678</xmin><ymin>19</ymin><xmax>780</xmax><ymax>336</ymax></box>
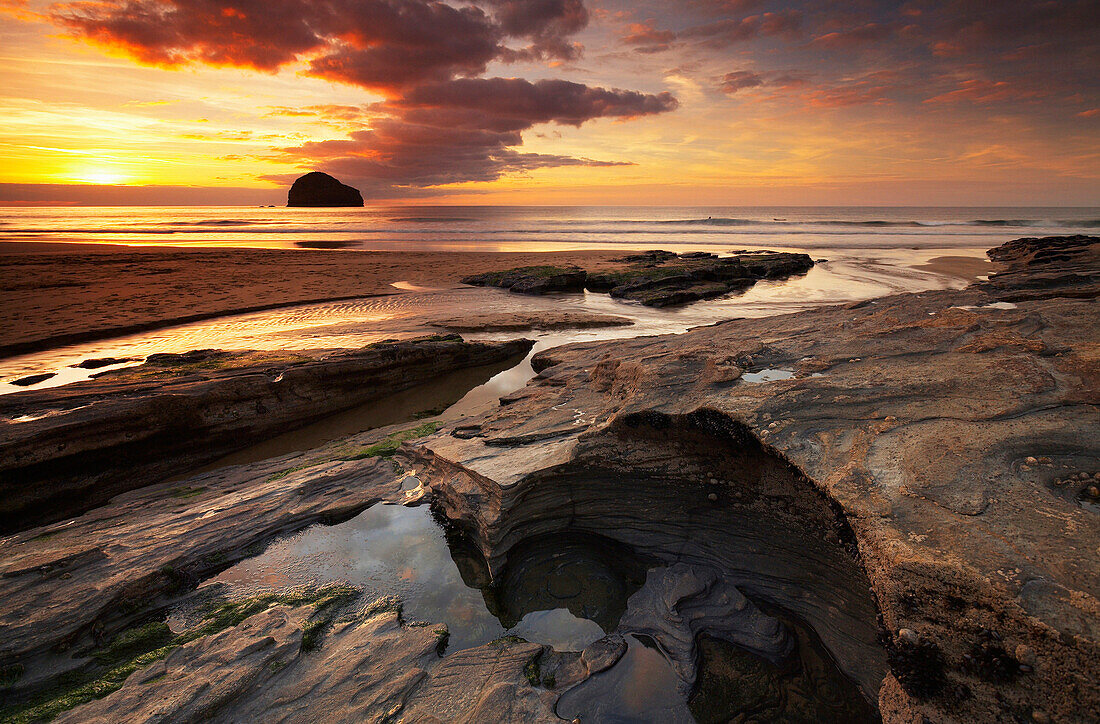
<box><xmin>286</xmin><ymin>171</ymin><xmax>364</xmax><ymax>207</ymax></box>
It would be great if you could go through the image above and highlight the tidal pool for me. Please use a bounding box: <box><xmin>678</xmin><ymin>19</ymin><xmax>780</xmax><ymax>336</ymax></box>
<box><xmin>198</xmin><ymin>503</ymin><xmax>608</xmax><ymax>652</ymax></box>
<box><xmin>190</xmin><ymin>498</ymin><xmax>881</xmax><ymax>723</ymax></box>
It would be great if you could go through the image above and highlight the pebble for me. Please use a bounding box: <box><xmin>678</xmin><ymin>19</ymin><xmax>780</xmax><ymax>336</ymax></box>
<box><xmin>1015</xmin><ymin>644</ymin><xmax>1036</xmax><ymax>666</ymax></box>
<box><xmin>1079</xmin><ymin>472</ymin><xmax>1090</xmax><ymax>480</ymax></box>
<box><xmin>709</xmin><ymin>478</ymin><xmax>719</xmax><ymax>485</ymax></box>
<box><xmin>897</xmin><ymin>628</ymin><xmax>919</xmax><ymax>645</ymax></box>
<box><xmin>1031</xmin><ymin>710</ymin><xmax>1050</xmax><ymax>723</ymax></box>
<box><xmin>708</xmin><ymin>493</ymin><xmax>718</xmax><ymax>502</ymax></box>
<box><xmin>1087</xmin><ymin>486</ymin><xmax>1099</xmax><ymax>498</ymax></box>
<box><xmin>1025</xmin><ymin>456</ymin><xmax>1038</xmax><ymax>465</ymax></box>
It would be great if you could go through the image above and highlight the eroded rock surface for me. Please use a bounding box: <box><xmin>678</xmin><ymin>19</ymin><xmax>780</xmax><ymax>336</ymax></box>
<box><xmin>617</xmin><ymin>563</ymin><xmax>793</xmax><ymax>696</ymax></box>
<box><xmin>461</xmin><ymin>250</ymin><xmax>814</xmax><ymax>307</ymax></box>
<box><xmin>0</xmin><ymin>335</ymin><xmax>532</xmax><ymax>532</ymax></box>
<box><xmin>461</xmin><ymin>265</ymin><xmax>588</xmax><ymax>295</ymax></box>
<box><xmin>410</xmin><ymin>235</ymin><xmax>1100</xmax><ymax>722</ymax></box>
<box><xmin>0</xmin><ymin>420</ymin><xmax>426</xmax><ymax>685</ymax></box>
<box><xmin>55</xmin><ymin>602</ymin><xmax>559</xmax><ymax>724</ymax></box>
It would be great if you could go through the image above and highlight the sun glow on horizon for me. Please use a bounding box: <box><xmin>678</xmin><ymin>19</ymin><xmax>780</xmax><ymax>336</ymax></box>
<box><xmin>69</xmin><ymin>168</ymin><xmax>131</xmax><ymax>185</ymax></box>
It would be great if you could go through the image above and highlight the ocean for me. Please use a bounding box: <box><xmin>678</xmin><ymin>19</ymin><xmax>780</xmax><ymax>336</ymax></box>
<box><xmin>1</xmin><ymin>205</ymin><xmax>1096</xmax><ymax>252</ymax></box>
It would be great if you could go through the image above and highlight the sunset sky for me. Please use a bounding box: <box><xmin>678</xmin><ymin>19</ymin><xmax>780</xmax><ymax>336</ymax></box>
<box><xmin>0</xmin><ymin>0</ymin><xmax>1097</xmax><ymax>205</ymax></box>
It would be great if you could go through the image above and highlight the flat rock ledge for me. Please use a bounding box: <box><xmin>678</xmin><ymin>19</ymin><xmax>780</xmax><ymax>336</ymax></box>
<box><xmin>0</xmin><ymin>421</ymin><xmax>612</xmax><ymax>723</ymax></box>
<box><xmin>461</xmin><ymin>249</ymin><xmax>814</xmax><ymax>307</ymax></box>
<box><xmin>411</xmin><ymin>235</ymin><xmax>1100</xmax><ymax>723</ymax></box>
<box><xmin>0</xmin><ymin>335</ymin><xmax>532</xmax><ymax>532</ymax></box>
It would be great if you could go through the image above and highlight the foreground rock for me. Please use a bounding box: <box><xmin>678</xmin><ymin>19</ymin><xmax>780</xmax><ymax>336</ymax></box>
<box><xmin>0</xmin><ymin>335</ymin><xmax>532</xmax><ymax>532</ymax></box>
<box><xmin>54</xmin><ymin>601</ymin><xmax>566</xmax><ymax>724</ymax></box>
<box><xmin>0</xmin><ymin>422</ymin><xmax>420</xmax><ymax>681</ymax></box>
<box><xmin>286</xmin><ymin>171</ymin><xmax>363</xmax><ymax>207</ymax></box>
<box><xmin>0</xmin><ymin>422</ymin><xmax>582</xmax><ymax>723</ymax></box>
<box><xmin>411</xmin><ymin>236</ymin><xmax>1099</xmax><ymax>722</ymax></box>
<box><xmin>461</xmin><ymin>250</ymin><xmax>814</xmax><ymax>306</ymax></box>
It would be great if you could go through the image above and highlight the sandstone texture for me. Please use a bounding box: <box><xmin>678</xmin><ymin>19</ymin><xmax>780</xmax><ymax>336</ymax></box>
<box><xmin>0</xmin><ymin>425</ymin><xmax>417</xmax><ymax>683</ymax></box>
<box><xmin>0</xmin><ymin>419</ymin><xmax>584</xmax><ymax>723</ymax></box>
<box><xmin>461</xmin><ymin>249</ymin><xmax>814</xmax><ymax>307</ymax></box>
<box><xmin>286</xmin><ymin>172</ymin><xmax>363</xmax><ymax>207</ymax></box>
<box><xmin>0</xmin><ymin>335</ymin><xmax>532</xmax><ymax>532</ymax></box>
<box><xmin>411</xmin><ymin>235</ymin><xmax>1100</xmax><ymax>722</ymax></box>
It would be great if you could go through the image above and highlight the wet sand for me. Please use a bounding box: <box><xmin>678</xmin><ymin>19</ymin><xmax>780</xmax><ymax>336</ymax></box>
<box><xmin>0</xmin><ymin>242</ymin><xmax>623</xmax><ymax>356</ymax></box>
<box><xmin>914</xmin><ymin>254</ymin><xmax>997</xmax><ymax>281</ymax></box>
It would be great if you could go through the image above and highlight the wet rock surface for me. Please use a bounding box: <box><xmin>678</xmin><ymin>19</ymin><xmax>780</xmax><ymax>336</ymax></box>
<box><xmin>286</xmin><ymin>171</ymin><xmax>364</xmax><ymax>207</ymax></box>
<box><xmin>0</xmin><ymin>335</ymin><xmax>532</xmax><ymax>532</ymax></box>
<box><xmin>616</xmin><ymin>563</ymin><xmax>794</xmax><ymax>696</ymax></box>
<box><xmin>0</xmin><ymin>424</ymin><xmax>574</xmax><ymax>724</ymax></box>
<box><xmin>0</xmin><ymin>423</ymin><xmax>420</xmax><ymax>685</ymax></box>
<box><xmin>0</xmin><ymin>234</ymin><xmax>1094</xmax><ymax>723</ymax></box>
<box><xmin>461</xmin><ymin>250</ymin><xmax>814</xmax><ymax>307</ymax></box>
<box><xmin>460</xmin><ymin>265</ymin><xmax>588</xmax><ymax>295</ymax></box>
<box><xmin>430</xmin><ymin>311</ymin><xmax>634</xmax><ymax>333</ymax></box>
<box><xmin>411</xmin><ymin>235</ymin><xmax>1100</xmax><ymax>722</ymax></box>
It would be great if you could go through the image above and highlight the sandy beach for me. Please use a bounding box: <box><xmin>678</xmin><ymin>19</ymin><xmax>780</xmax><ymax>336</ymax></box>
<box><xmin>0</xmin><ymin>242</ymin><xmax>624</xmax><ymax>356</ymax></box>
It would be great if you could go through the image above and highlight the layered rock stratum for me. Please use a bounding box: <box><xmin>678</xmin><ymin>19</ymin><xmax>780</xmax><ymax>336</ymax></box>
<box><xmin>0</xmin><ymin>335</ymin><xmax>531</xmax><ymax>532</ymax></box>
<box><xmin>412</xmin><ymin>235</ymin><xmax>1100</xmax><ymax>722</ymax></box>
<box><xmin>0</xmin><ymin>236</ymin><xmax>1095</xmax><ymax>723</ymax></box>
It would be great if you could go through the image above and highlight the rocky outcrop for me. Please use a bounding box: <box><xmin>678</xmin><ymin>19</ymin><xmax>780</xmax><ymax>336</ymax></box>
<box><xmin>0</xmin><ymin>335</ymin><xmax>532</xmax><ymax>532</ymax></box>
<box><xmin>409</xmin><ymin>235</ymin><xmax>1100</xmax><ymax>722</ymax></box>
<box><xmin>0</xmin><ymin>422</ymin><xmax>576</xmax><ymax>723</ymax></box>
<box><xmin>0</xmin><ymin>423</ymin><xmax>420</xmax><ymax>680</ymax></box>
<box><xmin>461</xmin><ymin>250</ymin><xmax>814</xmax><ymax>307</ymax></box>
<box><xmin>286</xmin><ymin>171</ymin><xmax>364</xmax><ymax>207</ymax></box>
<box><xmin>430</xmin><ymin>312</ymin><xmax>633</xmax><ymax>333</ymax></box>
<box><xmin>460</xmin><ymin>266</ymin><xmax>588</xmax><ymax>295</ymax></box>
<box><xmin>53</xmin><ymin>601</ymin><xmax>565</xmax><ymax>724</ymax></box>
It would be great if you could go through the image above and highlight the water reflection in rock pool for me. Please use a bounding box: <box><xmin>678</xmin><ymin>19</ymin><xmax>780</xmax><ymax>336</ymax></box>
<box><xmin>204</xmin><ymin>503</ymin><xmax>608</xmax><ymax>652</ymax></box>
<box><xmin>198</xmin><ymin>501</ymin><xmax>880</xmax><ymax>722</ymax></box>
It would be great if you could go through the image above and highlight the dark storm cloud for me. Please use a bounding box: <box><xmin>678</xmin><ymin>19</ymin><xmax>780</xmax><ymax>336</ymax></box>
<box><xmin>396</xmin><ymin>78</ymin><xmax>678</xmax><ymax>126</ymax></box>
<box><xmin>51</xmin><ymin>0</ymin><xmax>676</xmax><ymax>196</ymax></box>
<box><xmin>484</xmin><ymin>0</ymin><xmax>589</xmax><ymax>60</ymax></box>
<box><xmin>273</xmin><ymin>78</ymin><xmax>672</xmax><ymax>192</ymax></box>
<box><xmin>269</xmin><ymin>117</ymin><xmax>633</xmax><ymax>197</ymax></box>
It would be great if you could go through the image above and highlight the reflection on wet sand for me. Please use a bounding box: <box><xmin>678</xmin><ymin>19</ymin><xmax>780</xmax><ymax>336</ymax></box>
<box><xmin>1</xmin><ymin>246</ymin><xmax>982</xmax><ymax>395</ymax></box>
